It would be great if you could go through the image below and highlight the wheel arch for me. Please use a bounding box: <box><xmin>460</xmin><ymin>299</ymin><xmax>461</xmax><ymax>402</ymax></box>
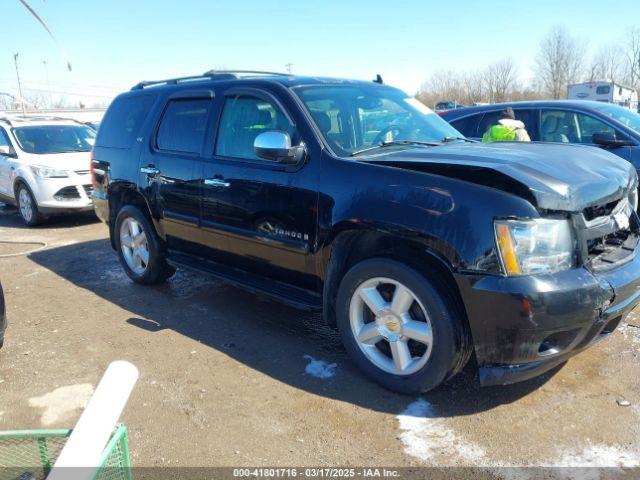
<box><xmin>107</xmin><ymin>182</ymin><xmax>158</xmax><ymax>249</ymax></box>
<box><xmin>322</xmin><ymin>227</ymin><xmax>474</xmax><ymax>378</ymax></box>
<box><xmin>321</xmin><ymin>226</ymin><xmax>468</xmax><ymax>328</ymax></box>
<box><xmin>13</xmin><ymin>176</ymin><xmax>34</xmax><ymax>199</ymax></box>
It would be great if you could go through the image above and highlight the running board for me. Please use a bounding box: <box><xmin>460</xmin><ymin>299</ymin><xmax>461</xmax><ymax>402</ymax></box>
<box><xmin>167</xmin><ymin>251</ymin><xmax>322</xmax><ymax>310</ymax></box>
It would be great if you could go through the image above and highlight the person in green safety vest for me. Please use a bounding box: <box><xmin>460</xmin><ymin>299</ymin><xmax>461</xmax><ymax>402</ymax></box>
<box><xmin>482</xmin><ymin>107</ymin><xmax>531</xmax><ymax>143</ymax></box>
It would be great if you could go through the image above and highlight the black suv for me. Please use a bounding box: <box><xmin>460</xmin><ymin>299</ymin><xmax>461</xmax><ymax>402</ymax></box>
<box><xmin>92</xmin><ymin>71</ymin><xmax>640</xmax><ymax>393</ymax></box>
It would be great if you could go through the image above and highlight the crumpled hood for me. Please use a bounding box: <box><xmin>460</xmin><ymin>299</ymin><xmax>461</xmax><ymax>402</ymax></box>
<box><xmin>362</xmin><ymin>142</ymin><xmax>637</xmax><ymax>211</ymax></box>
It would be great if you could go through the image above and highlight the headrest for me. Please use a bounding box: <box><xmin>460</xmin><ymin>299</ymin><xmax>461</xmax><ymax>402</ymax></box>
<box><xmin>312</xmin><ymin>111</ymin><xmax>331</xmax><ymax>133</ymax></box>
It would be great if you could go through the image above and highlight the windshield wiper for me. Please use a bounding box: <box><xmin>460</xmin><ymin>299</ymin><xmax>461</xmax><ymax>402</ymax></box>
<box><xmin>350</xmin><ymin>140</ymin><xmax>442</xmax><ymax>157</ymax></box>
<box><xmin>441</xmin><ymin>136</ymin><xmax>474</xmax><ymax>143</ymax></box>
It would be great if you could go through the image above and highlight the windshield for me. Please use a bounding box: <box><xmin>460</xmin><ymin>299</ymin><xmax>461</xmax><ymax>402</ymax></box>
<box><xmin>591</xmin><ymin>103</ymin><xmax>640</xmax><ymax>134</ymax></box>
<box><xmin>293</xmin><ymin>85</ymin><xmax>463</xmax><ymax>157</ymax></box>
<box><xmin>13</xmin><ymin>125</ymin><xmax>96</xmax><ymax>154</ymax></box>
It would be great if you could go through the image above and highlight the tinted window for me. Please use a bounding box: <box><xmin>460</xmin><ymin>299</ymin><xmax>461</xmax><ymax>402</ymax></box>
<box><xmin>450</xmin><ymin>114</ymin><xmax>482</xmax><ymax>138</ymax></box>
<box><xmin>96</xmin><ymin>95</ymin><xmax>154</xmax><ymax>149</ymax></box>
<box><xmin>596</xmin><ymin>85</ymin><xmax>611</xmax><ymax>95</ymax></box>
<box><xmin>215</xmin><ymin>95</ymin><xmax>294</xmax><ymax>160</ymax></box>
<box><xmin>477</xmin><ymin>109</ymin><xmax>538</xmax><ymax>140</ymax></box>
<box><xmin>156</xmin><ymin>99</ymin><xmax>212</xmax><ymax>154</ymax></box>
<box><xmin>541</xmin><ymin>110</ymin><xmax>618</xmax><ymax>144</ymax></box>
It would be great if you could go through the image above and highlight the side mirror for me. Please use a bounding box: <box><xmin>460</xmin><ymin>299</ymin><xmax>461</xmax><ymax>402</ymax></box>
<box><xmin>254</xmin><ymin>131</ymin><xmax>304</xmax><ymax>164</ymax></box>
<box><xmin>592</xmin><ymin>131</ymin><xmax>628</xmax><ymax>148</ymax></box>
<box><xmin>0</xmin><ymin>145</ymin><xmax>13</xmax><ymax>157</ymax></box>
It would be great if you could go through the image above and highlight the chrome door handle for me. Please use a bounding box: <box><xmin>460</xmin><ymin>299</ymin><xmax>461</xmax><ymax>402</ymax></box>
<box><xmin>140</xmin><ymin>166</ymin><xmax>160</xmax><ymax>176</ymax></box>
<box><xmin>204</xmin><ymin>178</ymin><xmax>230</xmax><ymax>188</ymax></box>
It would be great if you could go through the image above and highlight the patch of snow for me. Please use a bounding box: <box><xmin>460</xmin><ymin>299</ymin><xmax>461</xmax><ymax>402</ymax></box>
<box><xmin>552</xmin><ymin>444</ymin><xmax>639</xmax><ymax>467</ymax></box>
<box><xmin>303</xmin><ymin>355</ymin><xmax>337</xmax><ymax>379</ymax></box>
<box><xmin>397</xmin><ymin>399</ymin><xmax>486</xmax><ymax>465</ymax></box>
<box><xmin>28</xmin><ymin>383</ymin><xmax>94</xmax><ymax>426</ymax></box>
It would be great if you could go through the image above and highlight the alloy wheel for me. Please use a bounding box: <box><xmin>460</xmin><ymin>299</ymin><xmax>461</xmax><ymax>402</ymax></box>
<box><xmin>119</xmin><ymin>217</ymin><xmax>150</xmax><ymax>275</ymax></box>
<box><xmin>349</xmin><ymin>277</ymin><xmax>434</xmax><ymax>376</ymax></box>
<box><xmin>18</xmin><ymin>188</ymin><xmax>33</xmax><ymax>223</ymax></box>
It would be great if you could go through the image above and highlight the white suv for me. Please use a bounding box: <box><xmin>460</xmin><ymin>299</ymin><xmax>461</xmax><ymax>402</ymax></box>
<box><xmin>0</xmin><ymin>116</ymin><xmax>96</xmax><ymax>225</ymax></box>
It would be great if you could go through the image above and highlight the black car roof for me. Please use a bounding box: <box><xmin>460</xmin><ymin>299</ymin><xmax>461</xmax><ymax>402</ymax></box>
<box><xmin>441</xmin><ymin>100</ymin><xmax>615</xmax><ymax>119</ymax></box>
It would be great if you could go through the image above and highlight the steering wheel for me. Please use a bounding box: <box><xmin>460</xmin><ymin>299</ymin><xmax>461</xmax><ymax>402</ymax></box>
<box><xmin>372</xmin><ymin>126</ymin><xmax>406</xmax><ymax>145</ymax></box>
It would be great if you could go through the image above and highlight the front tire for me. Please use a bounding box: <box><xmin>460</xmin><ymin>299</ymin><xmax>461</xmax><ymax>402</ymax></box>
<box><xmin>114</xmin><ymin>205</ymin><xmax>175</xmax><ymax>285</ymax></box>
<box><xmin>336</xmin><ymin>258</ymin><xmax>467</xmax><ymax>394</ymax></box>
<box><xmin>16</xmin><ymin>184</ymin><xmax>44</xmax><ymax>226</ymax></box>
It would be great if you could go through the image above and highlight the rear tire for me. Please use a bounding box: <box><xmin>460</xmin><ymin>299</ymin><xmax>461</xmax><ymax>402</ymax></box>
<box><xmin>114</xmin><ymin>205</ymin><xmax>175</xmax><ymax>285</ymax></box>
<box><xmin>16</xmin><ymin>184</ymin><xmax>44</xmax><ymax>227</ymax></box>
<box><xmin>336</xmin><ymin>258</ymin><xmax>467</xmax><ymax>394</ymax></box>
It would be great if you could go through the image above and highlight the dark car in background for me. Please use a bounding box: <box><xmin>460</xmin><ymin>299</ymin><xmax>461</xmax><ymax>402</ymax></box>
<box><xmin>434</xmin><ymin>101</ymin><xmax>466</xmax><ymax>113</ymax></box>
<box><xmin>442</xmin><ymin>100</ymin><xmax>640</xmax><ymax>171</ymax></box>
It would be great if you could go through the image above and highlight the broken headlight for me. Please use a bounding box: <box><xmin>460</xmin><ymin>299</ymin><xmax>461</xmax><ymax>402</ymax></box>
<box><xmin>495</xmin><ymin>219</ymin><xmax>575</xmax><ymax>275</ymax></box>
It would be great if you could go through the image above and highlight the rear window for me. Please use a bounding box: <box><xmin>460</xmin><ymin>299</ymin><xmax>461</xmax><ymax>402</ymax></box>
<box><xmin>596</xmin><ymin>85</ymin><xmax>611</xmax><ymax>95</ymax></box>
<box><xmin>96</xmin><ymin>95</ymin><xmax>154</xmax><ymax>149</ymax></box>
<box><xmin>156</xmin><ymin>99</ymin><xmax>212</xmax><ymax>154</ymax></box>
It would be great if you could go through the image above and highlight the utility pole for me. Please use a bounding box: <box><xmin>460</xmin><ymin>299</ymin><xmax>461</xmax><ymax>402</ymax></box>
<box><xmin>42</xmin><ymin>60</ymin><xmax>52</xmax><ymax>108</ymax></box>
<box><xmin>13</xmin><ymin>53</ymin><xmax>26</xmax><ymax>116</ymax></box>
<box><xmin>285</xmin><ymin>63</ymin><xmax>293</xmax><ymax>74</ymax></box>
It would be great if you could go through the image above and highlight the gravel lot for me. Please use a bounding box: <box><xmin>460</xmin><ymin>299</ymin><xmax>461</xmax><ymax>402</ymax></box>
<box><xmin>0</xmin><ymin>205</ymin><xmax>639</xmax><ymax>478</ymax></box>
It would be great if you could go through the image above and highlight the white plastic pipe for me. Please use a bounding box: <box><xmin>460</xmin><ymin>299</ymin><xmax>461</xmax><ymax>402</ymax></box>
<box><xmin>48</xmin><ymin>360</ymin><xmax>139</xmax><ymax>480</ymax></box>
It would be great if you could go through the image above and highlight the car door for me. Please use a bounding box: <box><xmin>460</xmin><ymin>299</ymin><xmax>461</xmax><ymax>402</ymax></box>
<box><xmin>0</xmin><ymin>127</ymin><xmax>15</xmax><ymax>196</ymax></box>
<box><xmin>540</xmin><ymin>109</ymin><xmax>632</xmax><ymax>159</ymax></box>
<box><xmin>200</xmin><ymin>87</ymin><xmax>320</xmax><ymax>290</ymax></box>
<box><xmin>139</xmin><ymin>90</ymin><xmax>215</xmax><ymax>255</ymax></box>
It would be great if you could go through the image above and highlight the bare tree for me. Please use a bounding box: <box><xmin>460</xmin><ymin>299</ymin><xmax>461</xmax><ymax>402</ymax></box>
<box><xmin>626</xmin><ymin>27</ymin><xmax>640</xmax><ymax>88</ymax></box>
<box><xmin>416</xmin><ymin>70</ymin><xmax>464</xmax><ymax>107</ymax></box>
<box><xmin>535</xmin><ymin>26</ymin><xmax>587</xmax><ymax>99</ymax></box>
<box><xmin>589</xmin><ymin>44</ymin><xmax>625</xmax><ymax>83</ymax></box>
<box><xmin>461</xmin><ymin>70</ymin><xmax>485</xmax><ymax>104</ymax></box>
<box><xmin>416</xmin><ymin>59</ymin><xmax>538</xmax><ymax>107</ymax></box>
<box><xmin>23</xmin><ymin>91</ymin><xmax>49</xmax><ymax>110</ymax></box>
<box><xmin>484</xmin><ymin>59</ymin><xmax>518</xmax><ymax>103</ymax></box>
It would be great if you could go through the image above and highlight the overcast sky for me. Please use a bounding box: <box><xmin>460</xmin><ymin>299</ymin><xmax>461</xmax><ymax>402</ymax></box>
<box><xmin>1</xmin><ymin>0</ymin><xmax>635</xmax><ymax>107</ymax></box>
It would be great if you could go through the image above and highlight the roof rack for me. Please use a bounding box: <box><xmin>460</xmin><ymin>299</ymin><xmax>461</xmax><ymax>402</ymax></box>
<box><xmin>131</xmin><ymin>70</ymin><xmax>291</xmax><ymax>90</ymax></box>
<box><xmin>0</xmin><ymin>115</ymin><xmax>86</xmax><ymax>126</ymax></box>
<box><xmin>201</xmin><ymin>69</ymin><xmax>291</xmax><ymax>77</ymax></box>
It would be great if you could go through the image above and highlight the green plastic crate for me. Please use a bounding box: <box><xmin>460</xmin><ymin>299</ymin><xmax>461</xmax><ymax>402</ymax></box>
<box><xmin>0</xmin><ymin>424</ymin><xmax>132</xmax><ymax>480</ymax></box>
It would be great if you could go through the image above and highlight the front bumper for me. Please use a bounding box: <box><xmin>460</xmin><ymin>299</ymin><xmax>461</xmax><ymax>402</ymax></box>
<box><xmin>29</xmin><ymin>174</ymin><xmax>94</xmax><ymax>213</ymax></box>
<box><xmin>455</xmin><ymin>250</ymin><xmax>640</xmax><ymax>386</ymax></box>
